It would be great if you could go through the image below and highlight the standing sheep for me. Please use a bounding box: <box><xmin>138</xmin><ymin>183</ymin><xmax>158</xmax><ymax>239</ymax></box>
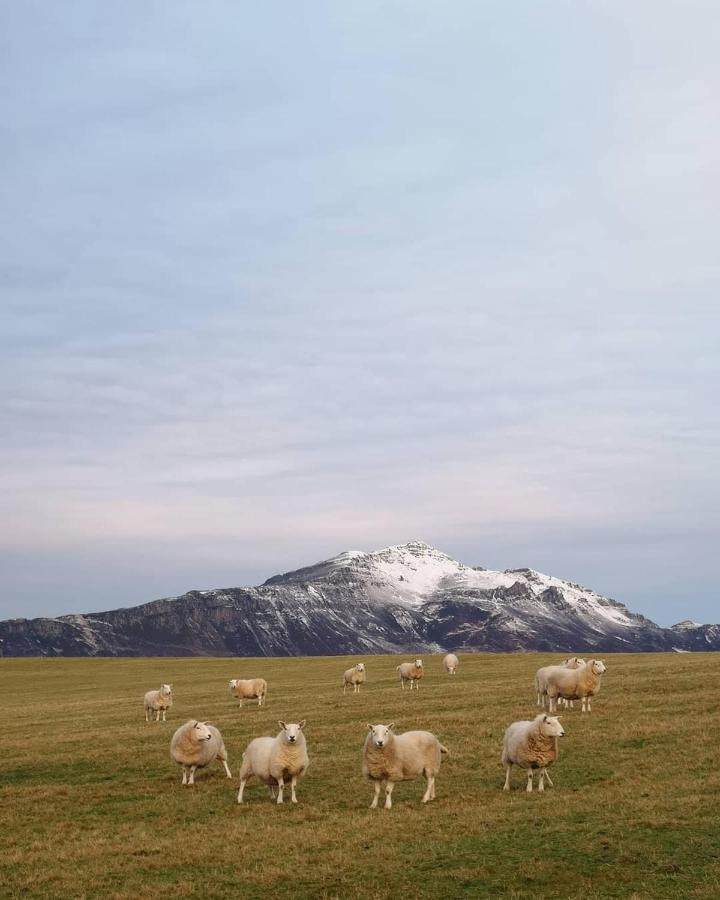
<box><xmin>442</xmin><ymin>653</ymin><xmax>459</xmax><ymax>675</ymax></box>
<box><xmin>534</xmin><ymin>657</ymin><xmax>586</xmax><ymax>708</ymax></box>
<box><xmin>169</xmin><ymin>720</ymin><xmax>232</xmax><ymax>785</ymax></box>
<box><xmin>363</xmin><ymin>723</ymin><xmax>448</xmax><ymax>809</ymax></box>
<box><xmin>228</xmin><ymin>677</ymin><xmax>267</xmax><ymax>707</ymax></box>
<box><xmin>502</xmin><ymin>714</ymin><xmax>565</xmax><ymax>792</ymax></box>
<box><xmin>343</xmin><ymin>663</ymin><xmax>366</xmax><ymax>694</ymax></box>
<box><xmin>237</xmin><ymin>721</ymin><xmax>309</xmax><ymax>805</ymax></box>
<box><xmin>546</xmin><ymin>659</ymin><xmax>607</xmax><ymax>713</ymax></box>
<box><xmin>396</xmin><ymin>659</ymin><xmax>424</xmax><ymax>690</ymax></box>
<box><xmin>144</xmin><ymin>684</ymin><xmax>173</xmax><ymax>722</ymax></box>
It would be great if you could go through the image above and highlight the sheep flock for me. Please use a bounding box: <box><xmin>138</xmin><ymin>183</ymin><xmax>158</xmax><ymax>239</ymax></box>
<box><xmin>141</xmin><ymin>652</ymin><xmax>607</xmax><ymax>807</ymax></box>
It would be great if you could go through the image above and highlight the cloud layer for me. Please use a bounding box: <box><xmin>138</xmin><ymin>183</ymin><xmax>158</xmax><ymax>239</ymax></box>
<box><xmin>1</xmin><ymin>2</ymin><xmax>718</xmax><ymax>623</ymax></box>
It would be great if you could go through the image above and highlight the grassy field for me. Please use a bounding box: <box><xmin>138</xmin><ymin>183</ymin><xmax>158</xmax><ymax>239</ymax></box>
<box><xmin>2</xmin><ymin>652</ymin><xmax>720</xmax><ymax>899</ymax></box>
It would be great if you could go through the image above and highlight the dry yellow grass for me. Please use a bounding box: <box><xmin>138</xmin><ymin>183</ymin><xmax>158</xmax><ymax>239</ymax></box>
<box><xmin>2</xmin><ymin>652</ymin><xmax>720</xmax><ymax>898</ymax></box>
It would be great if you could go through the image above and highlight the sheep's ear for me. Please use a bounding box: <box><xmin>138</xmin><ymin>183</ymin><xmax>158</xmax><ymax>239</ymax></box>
<box><xmin>192</xmin><ymin>720</ymin><xmax>199</xmax><ymax>727</ymax></box>
<box><xmin>367</xmin><ymin>724</ymin><xmax>373</xmax><ymax>732</ymax></box>
<box><xmin>298</xmin><ymin>720</ymin><xmax>306</xmax><ymax>729</ymax></box>
<box><xmin>542</xmin><ymin>715</ymin><xmax>548</xmax><ymax>722</ymax></box>
<box><xmin>388</xmin><ymin>722</ymin><xmax>395</xmax><ymax>731</ymax></box>
<box><xmin>278</xmin><ymin>721</ymin><xmax>286</xmax><ymax>731</ymax></box>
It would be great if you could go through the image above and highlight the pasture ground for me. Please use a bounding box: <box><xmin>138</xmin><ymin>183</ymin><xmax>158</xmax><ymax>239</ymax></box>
<box><xmin>2</xmin><ymin>652</ymin><xmax>719</xmax><ymax>899</ymax></box>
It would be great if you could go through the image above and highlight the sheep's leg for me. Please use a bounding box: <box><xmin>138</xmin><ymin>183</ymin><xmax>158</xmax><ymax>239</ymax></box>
<box><xmin>276</xmin><ymin>777</ymin><xmax>284</xmax><ymax>804</ymax></box>
<box><xmin>268</xmin><ymin>785</ymin><xmax>276</xmax><ymax>799</ymax></box>
<box><xmin>221</xmin><ymin>758</ymin><xmax>232</xmax><ymax>779</ymax></box>
<box><xmin>155</xmin><ymin>710</ymin><xmax>160</xmax><ymax>722</ymax></box>
<box><xmin>384</xmin><ymin>781</ymin><xmax>395</xmax><ymax>810</ymax></box>
<box><xmin>343</xmin><ymin>683</ymin><xmax>347</xmax><ymax>695</ymax></box>
<box><xmin>181</xmin><ymin>767</ymin><xmax>188</xmax><ymax>785</ymax></box>
<box><xmin>162</xmin><ymin>710</ymin><xmax>167</xmax><ymax>721</ymax></box>
<box><xmin>370</xmin><ymin>781</ymin><xmax>382</xmax><ymax>809</ymax></box>
<box><xmin>526</xmin><ymin>769</ymin><xmax>533</xmax><ymax>792</ymax></box>
<box><xmin>290</xmin><ymin>775</ymin><xmax>298</xmax><ymax>804</ymax></box>
<box><xmin>581</xmin><ymin>696</ymin><xmax>587</xmax><ymax>713</ymax></box>
<box><xmin>237</xmin><ymin>779</ymin><xmax>247</xmax><ymax>803</ymax></box>
<box><xmin>422</xmin><ymin>774</ymin><xmax>435</xmax><ymax>803</ymax></box>
<box><xmin>503</xmin><ymin>764</ymin><xmax>512</xmax><ymax>791</ymax></box>
<box><xmin>238</xmin><ymin>699</ymin><xmax>243</xmax><ymax>708</ymax></box>
<box><xmin>539</xmin><ymin>770</ymin><xmax>545</xmax><ymax>792</ymax></box>
<box><xmin>145</xmin><ymin>709</ymin><xmax>149</xmax><ymax>722</ymax></box>
<box><xmin>401</xmin><ymin>679</ymin><xmax>405</xmax><ymax>690</ymax></box>
<box><xmin>188</xmin><ymin>766</ymin><xmax>197</xmax><ymax>786</ymax></box>
<box><xmin>587</xmin><ymin>697</ymin><xmax>592</xmax><ymax>712</ymax></box>
<box><xmin>543</xmin><ymin>769</ymin><xmax>554</xmax><ymax>788</ymax></box>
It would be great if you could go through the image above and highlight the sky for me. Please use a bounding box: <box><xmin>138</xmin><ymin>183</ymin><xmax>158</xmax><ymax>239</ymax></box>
<box><xmin>1</xmin><ymin>2</ymin><xmax>718</xmax><ymax>625</ymax></box>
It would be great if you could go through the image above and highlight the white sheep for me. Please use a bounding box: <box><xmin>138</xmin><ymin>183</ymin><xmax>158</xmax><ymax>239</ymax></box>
<box><xmin>442</xmin><ymin>653</ymin><xmax>459</xmax><ymax>675</ymax></box>
<box><xmin>502</xmin><ymin>713</ymin><xmax>565</xmax><ymax>792</ymax></box>
<box><xmin>169</xmin><ymin>720</ymin><xmax>232</xmax><ymax>785</ymax></box>
<box><xmin>546</xmin><ymin>659</ymin><xmax>607</xmax><ymax>713</ymax></box>
<box><xmin>343</xmin><ymin>662</ymin><xmax>366</xmax><ymax>694</ymax></box>
<box><xmin>396</xmin><ymin>658</ymin><xmax>424</xmax><ymax>690</ymax></box>
<box><xmin>363</xmin><ymin>723</ymin><xmax>448</xmax><ymax>809</ymax></box>
<box><xmin>534</xmin><ymin>657</ymin><xmax>586</xmax><ymax>708</ymax></box>
<box><xmin>228</xmin><ymin>677</ymin><xmax>267</xmax><ymax>707</ymax></box>
<box><xmin>237</xmin><ymin>721</ymin><xmax>309</xmax><ymax>805</ymax></box>
<box><xmin>144</xmin><ymin>683</ymin><xmax>172</xmax><ymax>722</ymax></box>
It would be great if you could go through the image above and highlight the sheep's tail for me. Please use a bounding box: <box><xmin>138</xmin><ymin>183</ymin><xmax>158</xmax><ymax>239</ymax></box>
<box><xmin>395</xmin><ymin>665</ymin><xmax>401</xmax><ymax>671</ymax></box>
<box><xmin>439</xmin><ymin>744</ymin><xmax>450</xmax><ymax>755</ymax></box>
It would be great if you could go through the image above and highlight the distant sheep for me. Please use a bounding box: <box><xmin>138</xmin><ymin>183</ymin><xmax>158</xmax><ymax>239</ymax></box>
<box><xmin>546</xmin><ymin>659</ymin><xmax>606</xmax><ymax>713</ymax></box>
<box><xmin>502</xmin><ymin>713</ymin><xmax>565</xmax><ymax>792</ymax></box>
<box><xmin>237</xmin><ymin>721</ymin><xmax>309</xmax><ymax>805</ymax></box>
<box><xmin>363</xmin><ymin>723</ymin><xmax>448</xmax><ymax>809</ymax></box>
<box><xmin>170</xmin><ymin>720</ymin><xmax>232</xmax><ymax>785</ymax></box>
<box><xmin>396</xmin><ymin>659</ymin><xmax>424</xmax><ymax>690</ymax></box>
<box><xmin>442</xmin><ymin>653</ymin><xmax>459</xmax><ymax>675</ymax></box>
<box><xmin>534</xmin><ymin>658</ymin><xmax>586</xmax><ymax>708</ymax></box>
<box><xmin>343</xmin><ymin>663</ymin><xmax>366</xmax><ymax>694</ymax></box>
<box><xmin>228</xmin><ymin>677</ymin><xmax>267</xmax><ymax>707</ymax></box>
<box><xmin>144</xmin><ymin>684</ymin><xmax>172</xmax><ymax>722</ymax></box>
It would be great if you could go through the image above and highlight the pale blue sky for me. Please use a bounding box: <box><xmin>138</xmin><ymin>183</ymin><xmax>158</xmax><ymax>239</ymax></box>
<box><xmin>1</xmin><ymin>2</ymin><xmax>718</xmax><ymax>624</ymax></box>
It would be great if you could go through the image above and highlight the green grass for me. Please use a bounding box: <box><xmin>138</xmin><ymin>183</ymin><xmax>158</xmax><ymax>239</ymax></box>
<box><xmin>1</xmin><ymin>653</ymin><xmax>719</xmax><ymax>899</ymax></box>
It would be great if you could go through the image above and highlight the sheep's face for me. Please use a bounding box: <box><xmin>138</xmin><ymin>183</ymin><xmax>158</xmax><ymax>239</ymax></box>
<box><xmin>192</xmin><ymin>721</ymin><xmax>213</xmax><ymax>742</ymax></box>
<box><xmin>367</xmin><ymin>723</ymin><xmax>395</xmax><ymax>749</ymax></box>
<box><xmin>414</xmin><ymin>659</ymin><xmax>423</xmax><ymax>668</ymax></box>
<box><xmin>279</xmin><ymin>721</ymin><xmax>305</xmax><ymax>744</ymax></box>
<box><xmin>228</xmin><ymin>679</ymin><xmax>237</xmax><ymax>689</ymax></box>
<box><xmin>161</xmin><ymin>684</ymin><xmax>172</xmax><ymax>694</ymax></box>
<box><xmin>356</xmin><ymin>663</ymin><xmax>366</xmax><ymax>672</ymax></box>
<box><xmin>539</xmin><ymin>715</ymin><xmax>565</xmax><ymax>738</ymax></box>
<box><xmin>592</xmin><ymin>660</ymin><xmax>607</xmax><ymax>674</ymax></box>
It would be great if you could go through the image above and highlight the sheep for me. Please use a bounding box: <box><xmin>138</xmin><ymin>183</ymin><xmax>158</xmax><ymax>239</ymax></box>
<box><xmin>144</xmin><ymin>683</ymin><xmax>172</xmax><ymax>722</ymax></box>
<box><xmin>502</xmin><ymin>713</ymin><xmax>565</xmax><ymax>792</ymax></box>
<box><xmin>534</xmin><ymin>658</ymin><xmax>586</xmax><ymax>708</ymax></box>
<box><xmin>228</xmin><ymin>677</ymin><xmax>267</xmax><ymax>708</ymax></box>
<box><xmin>363</xmin><ymin>723</ymin><xmax>448</xmax><ymax>809</ymax></box>
<box><xmin>396</xmin><ymin>658</ymin><xmax>424</xmax><ymax>690</ymax></box>
<box><xmin>343</xmin><ymin>662</ymin><xmax>366</xmax><ymax>694</ymax></box>
<box><xmin>169</xmin><ymin>720</ymin><xmax>232</xmax><ymax>785</ymax></box>
<box><xmin>237</xmin><ymin>721</ymin><xmax>309</xmax><ymax>805</ymax></box>
<box><xmin>546</xmin><ymin>659</ymin><xmax>607</xmax><ymax>713</ymax></box>
<box><xmin>442</xmin><ymin>653</ymin><xmax>459</xmax><ymax>675</ymax></box>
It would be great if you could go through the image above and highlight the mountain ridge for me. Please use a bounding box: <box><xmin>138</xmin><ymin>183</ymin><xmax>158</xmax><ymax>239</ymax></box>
<box><xmin>0</xmin><ymin>541</ymin><xmax>716</xmax><ymax>656</ymax></box>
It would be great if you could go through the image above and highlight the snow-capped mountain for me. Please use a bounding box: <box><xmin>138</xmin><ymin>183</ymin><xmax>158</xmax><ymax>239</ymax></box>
<box><xmin>0</xmin><ymin>541</ymin><xmax>715</xmax><ymax>656</ymax></box>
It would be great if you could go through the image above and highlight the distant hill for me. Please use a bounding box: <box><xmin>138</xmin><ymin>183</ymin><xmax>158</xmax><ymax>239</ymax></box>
<box><xmin>0</xmin><ymin>541</ymin><xmax>715</xmax><ymax>656</ymax></box>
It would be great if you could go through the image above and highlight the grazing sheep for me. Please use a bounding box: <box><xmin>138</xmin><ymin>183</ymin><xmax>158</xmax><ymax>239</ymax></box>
<box><xmin>228</xmin><ymin>677</ymin><xmax>267</xmax><ymax>707</ymax></box>
<box><xmin>343</xmin><ymin>663</ymin><xmax>366</xmax><ymax>694</ymax></box>
<box><xmin>534</xmin><ymin>658</ymin><xmax>586</xmax><ymax>708</ymax></box>
<box><xmin>396</xmin><ymin>659</ymin><xmax>424</xmax><ymax>690</ymax></box>
<box><xmin>546</xmin><ymin>659</ymin><xmax>607</xmax><ymax>713</ymax></box>
<box><xmin>442</xmin><ymin>653</ymin><xmax>459</xmax><ymax>675</ymax></box>
<box><xmin>363</xmin><ymin>723</ymin><xmax>448</xmax><ymax>809</ymax></box>
<box><xmin>502</xmin><ymin>713</ymin><xmax>565</xmax><ymax>792</ymax></box>
<box><xmin>170</xmin><ymin>720</ymin><xmax>232</xmax><ymax>785</ymax></box>
<box><xmin>144</xmin><ymin>684</ymin><xmax>172</xmax><ymax>722</ymax></box>
<box><xmin>237</xmin><ymin>721</ymin><xmax>309</xmax><ymax>805</ymax></box>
